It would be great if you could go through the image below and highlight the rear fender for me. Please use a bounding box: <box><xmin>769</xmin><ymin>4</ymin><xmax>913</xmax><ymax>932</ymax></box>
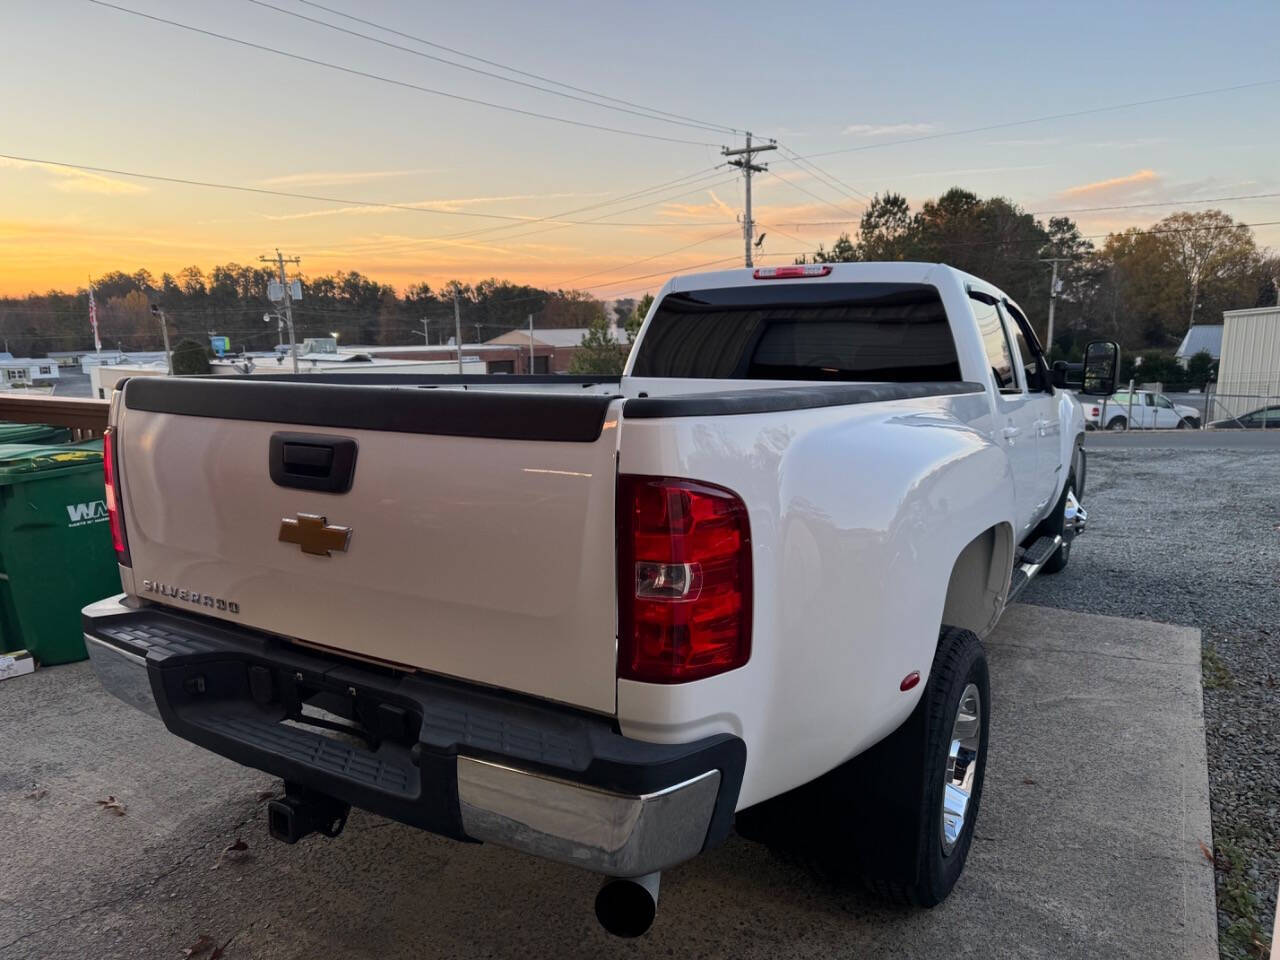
<box><xmin>615</xmin><ymin>395</ymin><xmax>1015</xmax><ymax>807</ymax></box>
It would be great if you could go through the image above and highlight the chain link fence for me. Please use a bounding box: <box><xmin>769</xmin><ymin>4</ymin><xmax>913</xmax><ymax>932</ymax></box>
<box><xmin>1088</xmin><ymin>378</ymin><xmax>1278</xmax><ymax>429</ymax></box>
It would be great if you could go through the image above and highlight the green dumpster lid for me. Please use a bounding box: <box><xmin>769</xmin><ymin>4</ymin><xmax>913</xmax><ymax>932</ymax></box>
<box><xmin>0</xmin><ymin>442</ymin><xmax>103</xmax><ymax>481</ymax></box>
<box><xmin>0</xmin><ymin>422</ymin><xmax>68</xmax><ymax>443</ymax></box>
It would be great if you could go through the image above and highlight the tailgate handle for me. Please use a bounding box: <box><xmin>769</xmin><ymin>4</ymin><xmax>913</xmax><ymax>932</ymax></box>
<box><xmin>269</xmin><ymin>433</ymin><xmax>358</xmax><ymax>493</ymax></box>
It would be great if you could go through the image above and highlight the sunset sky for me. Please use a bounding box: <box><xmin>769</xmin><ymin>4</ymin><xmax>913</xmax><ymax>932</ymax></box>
<box><xmin>2</xmin><ymin>0</ymin><xmax>1278</xmax><ymax>299</ymax></box>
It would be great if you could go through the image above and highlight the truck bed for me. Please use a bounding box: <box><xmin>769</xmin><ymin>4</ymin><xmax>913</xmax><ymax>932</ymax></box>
<box><xmin>113</xmin><ymin>374</ymin><xmax>982</xmax><ymax>718</ymax></box>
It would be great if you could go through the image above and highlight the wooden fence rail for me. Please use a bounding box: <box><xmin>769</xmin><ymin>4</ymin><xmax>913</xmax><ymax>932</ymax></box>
<box><xmin>0</xmin><ymin>393</ymin><xmax>111</xmax><ymax>440</ymax></box>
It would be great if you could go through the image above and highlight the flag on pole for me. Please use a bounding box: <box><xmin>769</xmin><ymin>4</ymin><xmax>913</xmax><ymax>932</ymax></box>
<box><xmin>88</xmin><ymin>280</ymin><xmax>101</xmax><ymax>352</ymax></box>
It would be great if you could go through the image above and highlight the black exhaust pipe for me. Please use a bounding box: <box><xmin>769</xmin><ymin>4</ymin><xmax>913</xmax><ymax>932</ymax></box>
<box><xmin>267</xmin><ymin>783</ymin><xmax>350</xmax><ymax>844</ymax></box>
<box><xmin>594</xmin><ymin>872</ymin><xmax>660</xmax><ymax>938</ymax></box>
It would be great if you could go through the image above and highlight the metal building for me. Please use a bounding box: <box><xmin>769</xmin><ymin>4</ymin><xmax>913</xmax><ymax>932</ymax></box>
<box><xmin>1216</xmin><ymin>306</ymin><xmax>1280</xmax><ymax>418</ymax></box>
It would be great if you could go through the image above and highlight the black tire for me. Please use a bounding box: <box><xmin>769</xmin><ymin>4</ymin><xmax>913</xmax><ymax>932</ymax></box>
<box><xmin>1176</xmin><ymin>418</ymin><xmax>1190</xmax><ymax>429</ymax></box>
<box><xmin>735</xmin><ymin>627</ymin><xmax>990</xmax><ymax>908</ymax></box>
<box><xmin>1106</xmin><ymin>416</ymin><xmax>1127</xmax><ymax>431</ymax></box>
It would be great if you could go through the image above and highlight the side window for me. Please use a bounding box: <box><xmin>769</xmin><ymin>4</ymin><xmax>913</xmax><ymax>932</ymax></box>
<box><xmin>1000</xmin><ymin>302</ymin><xmax>1043</xmax><ymax>391</ymax></box>
<box><xmin>1155</xmin><ymin>395</ymin><xmax>1174</xmax><ymax>409</ymax></box>
<box><xmin>1143</xmin><ymin>394</ymin><xmax>1155</xmax><ymax>407</ymax></box>
<box><xmin>971</xmin><ymin>298</ymin><xmax>1018</xmax><ymax>394</ymax></box>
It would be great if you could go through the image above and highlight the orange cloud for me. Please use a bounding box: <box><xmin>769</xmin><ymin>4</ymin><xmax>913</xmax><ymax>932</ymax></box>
<box><xmin>0</xmin><ymin>157</ymin><xmax>145</xmax><ymax>195</ymax></box>
<box><xmin>1061</xmin><ymin>169</ymin><xmax>1160</xmax><ymax>198</ymax></box>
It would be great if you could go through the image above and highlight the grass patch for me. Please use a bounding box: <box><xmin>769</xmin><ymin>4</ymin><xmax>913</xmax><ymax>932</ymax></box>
<box><xmin>1214</xmin><ymin>834</ymin><xmax>1272</xmax><ymax>960</ymax></box>
<box><xmin>1202</xmin><ymin>643</ymin><xmax>1233</xmax><ymax>690</ymax></box>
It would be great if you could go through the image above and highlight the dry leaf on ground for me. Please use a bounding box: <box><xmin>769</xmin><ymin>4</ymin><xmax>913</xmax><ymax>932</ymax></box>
<box><xmin>96</xmin><ymin>796</ymin><xmax>127</xmax><ymax>816</ymax></box>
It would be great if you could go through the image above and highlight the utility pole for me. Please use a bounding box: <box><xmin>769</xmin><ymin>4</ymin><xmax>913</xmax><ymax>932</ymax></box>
<box><xmin>528</xmin><ymin>313</ymin><xmax>535</xmax><ymax>374</ymax></box>
<box><xmin>453</xmin><ymin>292</ymin><xmax>463</xmax><ymax>374</ymax></box>
<box><xmin>1041</xmin><ymin>258</ymin><xmax>1069</xmax><ymax>359</ymax></box>
<box><xmin>418</xmin><ymin>317</ymin><xmax>431</xmax><ymax>345</ymax></box>
<box><xmin>148</xmin><ymin>303</ymin><xmax>173</xmax><ymax>375</ymax></box>
<box><xmin>143</xmin><ymin>286</ymin><xmax>173</xmax><ymax>374</ymax></box>
<box><xmin>722</xmin><ymin>132</ymin><xmax>776</xmax><ymax>268</ymax></box>
<box><xmin>260</xmin><ymin>249</ymin><xmax>301</xmax><ymax>374</ymax></box>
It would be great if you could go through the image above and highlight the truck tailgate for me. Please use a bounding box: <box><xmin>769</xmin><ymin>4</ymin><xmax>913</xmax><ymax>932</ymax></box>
<box><xmin>115</xmin><ymin>378</ymin><xmax>622</xmax><ymax>715</ymax></box>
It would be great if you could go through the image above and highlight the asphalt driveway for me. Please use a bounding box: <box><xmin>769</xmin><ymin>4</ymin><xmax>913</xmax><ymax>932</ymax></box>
<box><xmin>0</xmin><ymin>604</ymin><xmax>1215</xmax><ymax>960</ymax></box>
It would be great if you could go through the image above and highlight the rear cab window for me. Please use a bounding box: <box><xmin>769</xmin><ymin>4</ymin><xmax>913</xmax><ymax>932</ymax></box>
<box><xmin>630</xmin><ymin>282</ymin><xmax>962</xmax><ymax>382</ymax></box>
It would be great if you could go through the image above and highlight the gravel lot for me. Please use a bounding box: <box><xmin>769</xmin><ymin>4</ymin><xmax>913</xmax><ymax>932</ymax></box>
<box><xmin>1024</xmin><ymin>432</ymin><xmax>1280</xmax><ymax>959</ymax></box>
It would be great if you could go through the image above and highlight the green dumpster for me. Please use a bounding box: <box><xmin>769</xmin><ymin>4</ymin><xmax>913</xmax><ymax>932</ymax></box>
<box><xmin>0</xmin><ymin>422</ymin><xmax>73</xmax><ymax>445</ymax></box>
<box><xmin>0</xmin><ymin>441</ymin><xmax>121</xmax><ymax>664</ymax></box>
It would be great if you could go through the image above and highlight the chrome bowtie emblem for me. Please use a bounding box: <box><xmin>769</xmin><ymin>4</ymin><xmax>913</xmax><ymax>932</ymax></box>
<box><xmin>278</xmin><ymin>513</ymin><xmax>352</xmax><ymax>557</ymax></box>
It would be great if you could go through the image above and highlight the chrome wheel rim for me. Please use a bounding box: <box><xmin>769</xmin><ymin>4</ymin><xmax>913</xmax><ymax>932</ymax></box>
<box><xmin>940</xmin><ymin>683</ymin><xmax>981</xmax><ymax>856</ymax></box>
<box><xmin>1063</xmin><ymin>486</ymin><xmax>1086</xmax><ymax>538</ymax></box>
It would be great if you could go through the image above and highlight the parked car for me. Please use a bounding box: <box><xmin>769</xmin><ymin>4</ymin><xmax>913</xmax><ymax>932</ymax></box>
<box><xmin>82</xmin><ymin>262</ymin><xmax>1117</xmax><ymax>936</ymax></box>
<box><xmin>1208</xmin><ymin>404</ymin><xmax>1280</xmax><ymax>429</ymax></box>
<box><xmin>1083</xmin><ymin>390</ymin><xmax>1200</xmax><ymax>430</ymax></box>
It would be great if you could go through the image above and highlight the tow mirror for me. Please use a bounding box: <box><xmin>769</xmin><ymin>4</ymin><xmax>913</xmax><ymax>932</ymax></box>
<box><xmin>1051</xmin><ymin>360</ymin><xmax>1071</xmax><ymax>388</ymax></box>
<box><xmin>1080</xmin><ymin>341</ymin><xmax>1120</xmax><ymax>396</ymax></box>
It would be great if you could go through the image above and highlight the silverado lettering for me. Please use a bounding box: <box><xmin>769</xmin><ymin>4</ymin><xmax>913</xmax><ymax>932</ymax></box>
<box><xmin>141</xmin><ymin>580</ymin><xmax>240</xmax><ymax>614</ymax></box>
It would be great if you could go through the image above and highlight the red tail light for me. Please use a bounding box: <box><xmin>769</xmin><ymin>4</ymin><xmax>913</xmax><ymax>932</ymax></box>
<box><xmin>752</xmin><ymin>265</ymin><xmax>832</xmax><ymax>280</ymax></box>
<box><xmin>1090</xmin><ymin>407</ymin><xmax>1100</xmax><ymax>417</ymax></box>
<box><xmin>617</xmin><ymin>476</ymin><xmax>752</xmax><ymax>683</ymax></box>
<box><xmin>102</xmin><ymin>427</ymin><xmax>131</xmax><ymax>566</ymax></box>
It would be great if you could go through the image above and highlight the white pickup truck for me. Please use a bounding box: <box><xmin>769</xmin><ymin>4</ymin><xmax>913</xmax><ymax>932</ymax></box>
<box><xmin>1082</xmin><ymin>389</ymin><xmax>1201</xmax><ymax>430</ymax></box>
<box><xmin>83</xmin><ymin>262</ymin><xmax>1117</xmax><ymax>936</ymax></box>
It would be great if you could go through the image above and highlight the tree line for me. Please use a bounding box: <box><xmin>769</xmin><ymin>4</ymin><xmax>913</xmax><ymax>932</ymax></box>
<box><xmin>1</xmin><ymin>189</ymin><xmax>1274</xmax><ymax>366</ymax></box>
<box><xmin>0</xmin><ymin>266</ymin><xmax>624</xmax><ymax>358</ymax></box>
<box><xmin>802</xmin><ymin>190</ymin><xmax>1278</xmax><ymax>361</ymax></box>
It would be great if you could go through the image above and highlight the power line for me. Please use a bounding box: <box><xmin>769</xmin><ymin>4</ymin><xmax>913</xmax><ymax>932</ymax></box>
<box><xmin>797</xmin><ymin>78</ymin><xmax>1280</xmax><ymax>160</ymax></box>
<box><xmin>586</xmin><ymin>254</ymin><xmax>747</xmax><ymax>291</ymax></box>
<box><xmin>787</xmin><ymin>219</ymin><xmax>1280</xmax><ymax>250</ymax></box>
<box><xmin>756</xmin><ymin>221</ymin><xmax>811</xmax><ymax>249</ymax></box>
<box><xmin>245</xmin><ymin>0</ymin><xmax>739</xmax><ymax>137</ymax></box>
<box><xmin>582</xmin><ymin>250</ymin><xmax>813</xmax><ymax>294</ymax></box>
<box><xmin>766</xmin><ymin>191</ymin><xmax>1280</xmax><ymax>227</ymax></box>
<box><xmin>86</xmin><ymin>0</ymin><xmax>722</xmax><ymax>148</ymax></box>
<box><xmin>297</xmin><ymin>0</ymin><xmax>744</xmax><ymax>137</ymax></box>
<box><xmin>332</xmin><ymin>173</ymin><xmax>742</xmax><ymax>262</ymax></box>
<box><xmin>1032</xmin><ymin>192</ymin><xmax>1280</xmax><ymax>215</ymax></box>
<box><xmin>0</xmin><ymin>152</ymin><xmax>734</xmax><ymax>228</ymax></box>
<box><xmin>552</xmin><ymin>229</ymin><xmax>740</xmax><ymax>287</ymax></box>
<box><xmin>764</xmin><ymin>168</ymin><xmax>860</xmax><ymax>221</ymax></box>
<box><xmin>415</xmin><ymin>167</ymin><xmax>731</xmax><ymax>245</ymax></box>
<box><xmin>776</xmin><ymin>146</ymin><xmax>872</xmax><ymax>204</ymax></box>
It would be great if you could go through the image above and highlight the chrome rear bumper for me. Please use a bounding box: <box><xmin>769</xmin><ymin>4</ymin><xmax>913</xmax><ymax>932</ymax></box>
<box><xmin>83</xmin><ymin>595</ymin><xmax>741</xmax><ymax>877</ymax></box>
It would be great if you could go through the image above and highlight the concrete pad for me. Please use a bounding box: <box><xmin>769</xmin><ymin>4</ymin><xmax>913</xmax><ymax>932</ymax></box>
<box><xmin>0</xmin><ymin>604</ymin><xmax>1216</xmax><ymax>960</ymax></box>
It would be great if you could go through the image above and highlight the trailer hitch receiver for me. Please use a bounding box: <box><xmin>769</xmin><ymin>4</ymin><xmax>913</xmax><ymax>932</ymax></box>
<box><xmin>267</xmin><ymin>783</ymin><xmax>350</xmax><ymax>844</ymax></box>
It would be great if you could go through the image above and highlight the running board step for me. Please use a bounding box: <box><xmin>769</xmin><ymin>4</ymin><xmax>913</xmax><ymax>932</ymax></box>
<box><xmin>1007</xmin><ymin>535</ymin><xmax>1062</xmax><ymax>602</ymax></box>
<box><xmin>1020</xmin><ymin>535</ymin><xmax>1061</xmax><ymax>567</ymax></box>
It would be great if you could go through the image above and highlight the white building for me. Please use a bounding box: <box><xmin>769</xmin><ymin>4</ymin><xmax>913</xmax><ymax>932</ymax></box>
<box><xmin>88</xmin><ymin>354</ymin><xmax>489</xmax><ymax>398</ymax></box>
<box><xmin>211</xmin><ymin>353</ymin><xmax>487</xmax><ymax>377</ymax></box>
<box><xmin>89</xmin><ymin>362</ymin><xmax>169</xmax><ymax>398</ymax></box>
<box><xmin>80</xmin><ymin>351</ymin><xmax>169</xmax><ymax>375</ymax></box>
<box><xmin>1216</xmin><ymin>306</ymin><xmax>1280</xmax><ymax>418</ymax></box>
<box><xmin>0</xmin><ymin>356</ymin><xmax>60</xmax><ymax>388</ymax></box>
<box><xmin>1174</xmin><ymin>324</ymin><xmax>1224</xmax><ymax>365</ymax></box>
